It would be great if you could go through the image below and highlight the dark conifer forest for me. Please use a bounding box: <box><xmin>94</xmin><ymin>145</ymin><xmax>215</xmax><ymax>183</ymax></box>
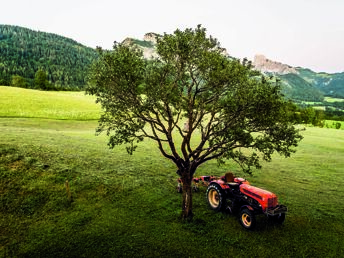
<box><xmin>0</xmin><ymin>25</ymin><xmax>98</xmax><ymax>90</ymax></box>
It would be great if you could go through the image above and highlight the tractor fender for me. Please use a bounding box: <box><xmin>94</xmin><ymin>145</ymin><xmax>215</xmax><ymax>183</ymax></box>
<box><xmin>211</xmin><ymin>180</ymin><xmax>230</xmax><ymax>190</ymax></box>
<box><xmin>240</xmin><ymin>205</ymin><xmax>254</xmax><ymax>212</ymax></box>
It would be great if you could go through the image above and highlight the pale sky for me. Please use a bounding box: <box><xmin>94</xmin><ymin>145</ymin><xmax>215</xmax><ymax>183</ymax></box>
<box><xmin>1</xmin><ymin>0</ymin><xmax>344</xmax><ymax>73</ymax></box>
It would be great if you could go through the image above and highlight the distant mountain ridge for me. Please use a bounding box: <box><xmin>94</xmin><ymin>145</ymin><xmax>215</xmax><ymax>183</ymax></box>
<box><xmin>252</xmin><ymin>54</ymin><xmax>344</xmax><ymax>100</ymax></box>
<box><xmin>121</xmin><ymin>32</ymin><xmax>160</xmax><ymax>59</ymax></box>
<box><xmin>1</xmin><ymin>25</ymin><xmax>343</xmax><ymax>100</ymax></box>
<box><xmin>121</xmin><ymin>32</ymin><xmax>230</xmax><ymax>59</ymax></box>
<box><xmin>253</xmin><ymin>54</ymin><xmax>298</xmax><ymax>75</ymax></box>
<box><xmin>120</xmin><ymin>34</ymin><xmax>344</xmax><ymax>101</ymax></box>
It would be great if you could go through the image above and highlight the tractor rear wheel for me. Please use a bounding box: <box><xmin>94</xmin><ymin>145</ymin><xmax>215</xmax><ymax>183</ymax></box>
<box><xmin>206</xmin><ymin>184</ymin><xmax>225</xmax><ymax>211</ymax></box>
<box><xmin>239</xmin><ymin>208</ymin><xmax>256</xmax><ymax>230</ymax></box>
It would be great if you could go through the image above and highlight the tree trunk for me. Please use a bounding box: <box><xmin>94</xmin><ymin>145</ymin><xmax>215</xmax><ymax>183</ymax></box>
<box><xmin>181</xmin><ymin>172</ymin><xmax>193</xmax><ymax>220</ymax></box>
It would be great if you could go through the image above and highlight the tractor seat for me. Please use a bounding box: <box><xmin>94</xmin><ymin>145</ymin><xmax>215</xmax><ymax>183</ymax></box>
<box><xmin>224</xmin><ymin>172</ymin><xmax>235</xmax><ymax>182</ymax></box>
<box><xmin>224</xmin><ymin>172</ymin><xmax>239</xmax><ymax>190</ymax></box>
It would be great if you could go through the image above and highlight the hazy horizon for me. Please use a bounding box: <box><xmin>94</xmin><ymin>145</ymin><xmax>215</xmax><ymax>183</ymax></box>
<box><xmin>1</xmin><ymin>0</ymin><xmax>343</xmax><ymax>73</ymax></box>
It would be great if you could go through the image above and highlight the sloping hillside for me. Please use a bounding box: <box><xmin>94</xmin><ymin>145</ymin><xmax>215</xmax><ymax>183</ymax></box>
<box><xmin>297</xmin><ymin>68</ymin><xmax>344</xmax><ymax>98</ymax></box>
<box><xmin>253</xmin><ymin>55</ymin><xmax>344</xmax><ymax>100</ymax></box>
<box><xmin>0</xmin><ymin>25</ymin><xmax>98</xmax><ymax>89</ymax></box>
<box><xmin>279</xmin><ymin>73</ymin><xmax>324</xmax><ymax>101</ymax></box>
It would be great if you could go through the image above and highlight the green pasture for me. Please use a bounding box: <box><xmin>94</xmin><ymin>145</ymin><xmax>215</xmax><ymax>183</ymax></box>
<box><xmin>324</xmin><ymin>97</ymin><xmax>344</xmax><ymax>102</ymax></box>
<box><xmin>324</xmin><ymin>120</ymin><xmax>343</xmax><ymax>129</ymax></box>
<box><xmin>1</xmin><ymin>87</ymin><xmax>344</xmax><ymax>257</ymax></box>
<box><xmin>302</xmin><ymin>97</ymin><xmax>344</xmax><ymax>107</ymax></box>
<box><xmin>312</xmin><ymin>106</ymin><xmax>326</xmax><ymax>111</ymax></box>
<box><xmin>0</xmin><ymin>86</ymin><xmax>100</xmax><ymax>120</ymax></box>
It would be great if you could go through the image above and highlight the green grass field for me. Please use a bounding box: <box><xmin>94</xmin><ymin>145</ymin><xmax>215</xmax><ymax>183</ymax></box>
<box><xmin>0</xmin><ymin>86</ymin><xmax>101</xmax><ymax>120</ymax></box>
<box><xmin>324</xmin><ymin>97</ymin><xmax>344</xmax><ymax>102</ymax></box>
<box><xmin>1</xmin><ymin>86</ymin><xmax>344</xmax><ymax>257</ymax></box>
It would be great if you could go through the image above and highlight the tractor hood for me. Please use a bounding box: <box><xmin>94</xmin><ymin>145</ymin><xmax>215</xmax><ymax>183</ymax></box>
<box><xmin>240</xmin><ymin>184</ymin><xmax>278</xmax><ymax>211</ymax></box>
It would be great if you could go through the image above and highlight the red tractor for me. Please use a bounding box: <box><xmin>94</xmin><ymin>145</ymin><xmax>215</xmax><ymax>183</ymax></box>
<box><xmin>177</xmin><ymin>172</ymin><xmax>287</xmax><ymax>230</ymax></box>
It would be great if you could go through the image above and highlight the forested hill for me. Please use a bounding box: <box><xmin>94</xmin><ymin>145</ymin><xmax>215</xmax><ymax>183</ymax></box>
<box><xmin>0</xmin><ymin>25</ymin><xmax>98</xmax><ymax>90</ymax></box>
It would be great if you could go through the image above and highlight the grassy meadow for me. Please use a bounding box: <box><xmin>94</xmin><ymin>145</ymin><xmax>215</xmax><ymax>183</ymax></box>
<box><xmin>1</xmin><ymin>86</ymin><xmax>344</xmax><ymax>257</ymax></box>
<box><xmin>0</xmin><ymin>86</ymin><xmax>101</xmax><ymax>120</ymax></box>
<box><xmin>324</xmin><ymin>97</ymin><xmax>344</xmax><ymax>102</ymax></box>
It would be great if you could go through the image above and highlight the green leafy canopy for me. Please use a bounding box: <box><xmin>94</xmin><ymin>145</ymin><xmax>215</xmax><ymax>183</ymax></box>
<box><xmin>86</xmin><ymin>25</ymin><xmax>303</xmax><ymax>175</ymax></box>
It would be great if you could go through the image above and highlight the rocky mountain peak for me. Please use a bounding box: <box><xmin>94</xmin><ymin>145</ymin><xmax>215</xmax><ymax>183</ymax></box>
<box><xmin>121</xmin><ymin>34</ymin><xmax>158</xmax><ymax>59</ymax></box>
<box><xmin>253</xmin><ymin>54</ymin><xmax>298</xmax><ymax>75</ymax></box>
<box><xmin>143</xmin><ymin>32</ymin><xmax>160</xmax><ymax>44</ymax></box>
<box><xmin>121</xmin><ymin>37</ymin><xmax>135</xmax><ymax>46</ymax></box>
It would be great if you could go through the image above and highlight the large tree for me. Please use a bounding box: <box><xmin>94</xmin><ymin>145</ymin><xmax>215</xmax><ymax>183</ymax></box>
<box><xmin>86</xmin><ymin>26</ymin><xmax>303</xmax><ymax>219</ymax></box>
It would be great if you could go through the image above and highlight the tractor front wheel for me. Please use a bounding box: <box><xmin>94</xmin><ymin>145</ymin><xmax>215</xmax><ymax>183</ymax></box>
<box><xmin>239</xmin><ymin>208</ymin><xmax>256</xmax><ymax>230</ymax></box>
